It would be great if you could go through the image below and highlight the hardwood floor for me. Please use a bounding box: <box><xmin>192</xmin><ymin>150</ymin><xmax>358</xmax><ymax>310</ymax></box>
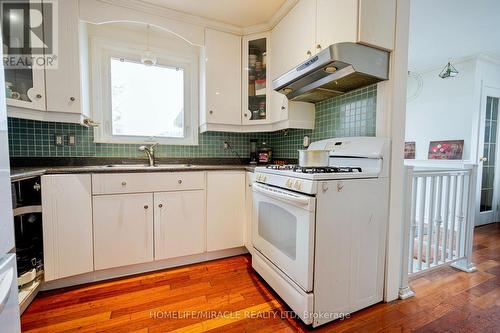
<box><xmin>21</xmin><ymin>223</ymin><xmax>500</xmax><ymax>332</ymax></box>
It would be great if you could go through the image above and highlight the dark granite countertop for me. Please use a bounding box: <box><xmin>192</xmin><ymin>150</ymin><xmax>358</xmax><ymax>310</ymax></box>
<box><xmin>10</xmin><ymin>164</ymin><xmax>257</xmax><ymax>181</ymax></box>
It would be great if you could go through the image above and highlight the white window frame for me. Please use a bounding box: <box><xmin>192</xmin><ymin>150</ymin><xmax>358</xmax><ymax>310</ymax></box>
<box><xmin>91</xmin><ymin>37</ymin><xmax>199</xmax><ymax>145</ymax></box>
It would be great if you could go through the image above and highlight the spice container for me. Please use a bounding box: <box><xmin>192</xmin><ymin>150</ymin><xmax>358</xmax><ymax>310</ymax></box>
<box><xmin>258</xmin><ymin>142</ymin><xmax>272</xmax><ymax>164</ymax></box>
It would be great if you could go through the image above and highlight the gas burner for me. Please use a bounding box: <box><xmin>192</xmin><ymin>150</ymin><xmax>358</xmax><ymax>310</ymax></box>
<box><xmin>266</xmin><ymin>164</ymin><xmax>297</xmax><ymax>170</ymax></box>
<box><xmin>293</xmin><ymin>166</ymin><xmax>362</xmax><ymax>174</ymax></box>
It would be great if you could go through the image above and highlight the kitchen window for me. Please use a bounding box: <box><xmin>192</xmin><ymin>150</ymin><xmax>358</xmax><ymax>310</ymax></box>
<box><xmin>91</xmin><ymin>38</ymin><xmax>198</xmax><ymax>145</ymax></box>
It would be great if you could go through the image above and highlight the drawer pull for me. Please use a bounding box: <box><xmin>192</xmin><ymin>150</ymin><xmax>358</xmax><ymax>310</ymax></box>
<box><xmin>158</xmin><ymin>204</ymin><xmax>163</xmax><ymax>208</ymax></box>
<box><xmin>178</xmin><ymin>179</ymin><xmax>183</xmax><ymax>184</ymax></box>
<box><xmin>121</xmin><ymin>181</ymin><xmax>127</xmax><ymax>186</ymax></box>
<box><xmin>144</xmin><ymin>205</ymin><xmax>149</xmax><ymax>209</ymax></box>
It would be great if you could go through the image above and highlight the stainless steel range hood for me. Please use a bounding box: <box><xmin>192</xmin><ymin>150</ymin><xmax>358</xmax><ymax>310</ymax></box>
<box><xmin>272</xmin><ymin>42</ymin><xmax>390</xmax><ymax>103</ymax></box>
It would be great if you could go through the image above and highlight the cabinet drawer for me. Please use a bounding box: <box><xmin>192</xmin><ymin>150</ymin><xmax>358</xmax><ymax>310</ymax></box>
<box><xmin>92</xmin><ymin>172</ymin><xmax>205</xmax><ymax>195</ymax></box>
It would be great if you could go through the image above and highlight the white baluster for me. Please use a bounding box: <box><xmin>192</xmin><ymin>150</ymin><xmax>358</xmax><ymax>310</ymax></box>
<box><xmin>426</xmin><ymin>177</ymin><xmax>436</xmax><ymax>268</ymax></box>
<box><xmin>455</xmin><ymin>174</ymin><xmax>466</xmax><ymax>258</ymax></box>
<box><xmin>433</xmin><ymin>176</ymin><xmax>443</xmax><ymax>265</ymax></box>
<box><xmin>441</xmin><ymin>175</ymin><xmax>451</xmax><ymax>263</ymax></box>
<box><xmin>449</xmin><ymin>175</ymin><xmax>458</xmax><ymax>260</ymax></box>
<box><xmin>417</xmin><ymin>176</ymin><xmax>427</xmax><ymax>271</ymax></box>
<box><xmin>408</xmin><ymin>176</ymin><xmax>418</xmax><ymax>273</ymax></box>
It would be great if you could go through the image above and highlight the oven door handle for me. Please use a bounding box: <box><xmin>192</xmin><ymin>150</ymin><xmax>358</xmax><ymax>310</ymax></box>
<box><xmin>253</xmin><ymin>183</ymin><xmax>311</xmax><ymax>206</ymax></box>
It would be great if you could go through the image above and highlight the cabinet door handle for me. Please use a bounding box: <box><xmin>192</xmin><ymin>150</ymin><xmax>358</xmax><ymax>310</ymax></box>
<box><xmin>178</xmin><ymin>179</ymin><xmax>183</xmax><ymax>184</ymax></box>
<box><xmin>281</xmin><ymin>106</ymin><xmax>286</xmax><ymax>111</ymax></box>
<box><xmin>36</xmin><ymin>94</ymin><xmax>42</xmax><ymax>99</ymax></box>
<box><xmin>70</xmin><ymin>97</ymin><xmax>76</xmax><ymax>102</ymax></box>
<box><xmin>209</xmin><ymin>110</ymin><xmax>214</xmax><ymax>114</ymax></box>
<box><xmin>306</xmin><ymin>50</ymin><xmax>312</xmax><ymax>57</ymax></box>
<box><xmin>158</xmin><ymin>204</ymin><xmax>163</xmax><ymax>208</ymax></box>
<box><xmin>316</xmin><ymin>44</ymin><xmax>322</xmax><ymax>51</ymax></box>
<box><xmin>144</xmin><ymin>205</ymin><xmax>149</xmax><ymax>209</ymax></box>
<box><xmin>121</xmin><ymin>181</ymin><xmax>127</xmax><ymax>186</ymax></box>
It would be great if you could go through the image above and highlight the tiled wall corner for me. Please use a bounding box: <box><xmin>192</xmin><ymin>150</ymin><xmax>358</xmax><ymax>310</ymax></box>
<box><xmin>270</xmin><ymin>85</ymin><xmax>377</xmax><ymax>158</ymax></box>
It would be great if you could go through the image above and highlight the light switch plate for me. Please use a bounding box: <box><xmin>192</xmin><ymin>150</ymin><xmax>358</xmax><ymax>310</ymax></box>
<box><xmin>67</xmin><ymin>134</ymin><xmax>76</xmax><ymax>146</ymax></box>
<box><xmin>54</xmin><ymin>134</ymin><xmax>64</xmax><ymax>146</ymax></box>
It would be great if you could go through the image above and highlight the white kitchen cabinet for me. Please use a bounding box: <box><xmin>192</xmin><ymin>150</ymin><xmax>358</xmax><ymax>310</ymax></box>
<box><xmin>4</xmin><ymin>0</ymin><xmax>46</xmax><ymax>111</ymax></box>
<box><xmin>242</xmin><ymin>33</ymin><xmax>271</xmax><ymax>125</ymax></box>
<box><xmin>93</xmin><ymin>193</ymin><xmax>154</xmax><ymax>270</ymax></box>
<box><xmin>201</xmin><ymin>28</ymin><xmax>242</xmax><ymax>126</ymax></box>
<box><xmin>154</xmin><ymin>191</ymin><xmax>206</xmax><ymax>260</ymax></box>
<box><xmin>270</xmin><ymin>0</ymin><xmax>316</xmax><ymax>81</ymax></box>
<box><xmin>244</xmin><ymin>172</ymin><xmax>254</xmax><ymax>253</ymax></box>
<box><xmin>41</xmin><ymin>175</ymin><xmax>93</xmax><ymax>281</ymax></box>
<box><xmin>316</xmin><ymin>0</ymin><xmax>396</xmax><ymax>51</ymax></box>
<box><xmin>6</xmin><ymin>0</ymin><xmax>90</xmax><ymax>123</ymax></box>
<box><xmin>44</xmin><ymin>0</ymin><xmax>89</xmax><ymax>116</ymax></box>
<box><xmin>207</xmin><ymin>171</ymin><xmax>246</xmax><ymax>251</ymax></box>
<box><xmin>357</xmin><ymin>0</ymin><xmax>396</xmax><ymax>51</ymax></box>
<box><xmin>315</xmin><ymin>0</ymin><xmax>358</xmax><ymax>51</ymax></box>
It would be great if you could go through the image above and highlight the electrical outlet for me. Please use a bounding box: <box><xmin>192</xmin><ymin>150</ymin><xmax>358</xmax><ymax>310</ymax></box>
<box><xmin>67</xmin><ymin>134</ymin><xmax>76</xmax><ymax>146</ymax></box>
<box><xmin>54</xmin><ymin>134</ymin><xmax>64</xmax><ymax>146</ymax></box>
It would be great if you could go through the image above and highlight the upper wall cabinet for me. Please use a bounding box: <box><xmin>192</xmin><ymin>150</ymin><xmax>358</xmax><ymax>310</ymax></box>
<box><xmin>201</xmin><ymin>29</ymin><xmax>315</xmax><ymax>133</ymax></box>
<box><xmin>316</xmin><ymin>0</ymin><xmax>396</xmax><ymax>52</ymax></box>
<box><xmin>270</xmin><ymin>0</ymin><xmax>317</xmax><ymax>81</ymax></box>
<box><xmin>201</xmin><ymin>28</ymin><xmax>242</xmax><ymax>127</ymax></box>
<box><xmin>5</xmin><ymin>0</ymin><xmax>90</xmax><ymax>124</ymax></box>
<box><xmin>271</xmin><ymin>0</ymin><xmax>396</xmax><ymax>81</ymax></box>
<box><xmin>242</xmin><ymin>33</ymin><xmax>271</xmax><ymax>125</ymax></box>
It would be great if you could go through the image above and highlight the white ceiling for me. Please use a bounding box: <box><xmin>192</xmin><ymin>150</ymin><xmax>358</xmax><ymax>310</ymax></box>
<box><xmin>140</xmin><ymin>0</ymin><xmax>287</xmax><ymax>28</ymax></box>
<box><xmin>408</xmin><ymin>0</ymin><xmax>500</xmax><ymax>71</ymax></box>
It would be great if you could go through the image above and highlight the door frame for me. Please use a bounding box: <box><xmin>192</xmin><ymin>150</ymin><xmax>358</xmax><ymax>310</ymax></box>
<box><xmin>475</xmin><ymin>85</ymin><xmax>500</xmax><ymax>225</ymax></box>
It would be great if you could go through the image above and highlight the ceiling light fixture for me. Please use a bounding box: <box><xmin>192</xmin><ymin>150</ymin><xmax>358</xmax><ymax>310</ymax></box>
<box><xmin>438</xmin><ymin>61</ymin><xmax>458</xmax><ymax>79</ymax></box>
<box><xmin>141</xmin><ymin>24</ymin><xmax>157</xmax><ymax>66</ymax></box>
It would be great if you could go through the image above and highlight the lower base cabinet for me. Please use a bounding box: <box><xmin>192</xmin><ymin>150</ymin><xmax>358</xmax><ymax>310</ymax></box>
<box><xmin>207</xmin><ymin>171</ymin><xmax>246</xmax><ymax>251</ymax></box>
<box><xmin>93</xmin><ymin>193</ymin><xmax>154</xmax><ymax>270</ymax></box>
<box><xmin>42</xmin><ymin>174</ymin><xmax>93</xmax><ymax>281</ymax></box>
<box><xmin>154</xmin><ymin>190</ymin><xmax>206</xmax><ymax>260</ymax></box>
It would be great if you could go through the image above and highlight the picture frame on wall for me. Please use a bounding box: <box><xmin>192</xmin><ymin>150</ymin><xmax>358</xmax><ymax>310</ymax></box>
<box><xmin>404</xmin><ymin>142</ymin><xmax>416</xmax><ymax>159</ymax></box>
<box><xmin>428</xmin><ymin>140</ymin><xmax>464</xmax><ymax>160</ymax></box>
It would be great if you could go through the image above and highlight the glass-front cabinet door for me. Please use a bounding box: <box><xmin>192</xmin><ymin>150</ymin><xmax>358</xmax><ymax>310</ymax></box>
<box><xmin>242</xmin><ymin>33</ymin><xmax>270</xmax><ymax>124</ymax></box>
<box><xmin>2</xmin><ymin>0</ymin><xmax>46</xmax><ymax>110</ymax></box>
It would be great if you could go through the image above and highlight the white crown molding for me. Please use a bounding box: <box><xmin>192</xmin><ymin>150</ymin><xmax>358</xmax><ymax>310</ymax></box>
<box><xmin>96</xmin><ymin>0</ymin><xmax>297</xmax><ymax>36</ymax></box>
<box><xmin>242</xmin><ymin>0</ymin><xmax>298</xmax><ymax>35</ymax></box>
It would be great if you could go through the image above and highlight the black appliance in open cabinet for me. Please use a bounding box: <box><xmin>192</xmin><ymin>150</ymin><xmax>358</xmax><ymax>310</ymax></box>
<box><xmin>11</xmin><ymin>176</ymin><xmax>44</xmax><ymax>313</ymax></box>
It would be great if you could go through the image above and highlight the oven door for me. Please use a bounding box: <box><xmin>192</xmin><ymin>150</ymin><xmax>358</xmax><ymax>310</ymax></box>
<box><xmin>252</xmin><ymin>182</ymin><xmax>316</xmax><ymax>292</ymax></box>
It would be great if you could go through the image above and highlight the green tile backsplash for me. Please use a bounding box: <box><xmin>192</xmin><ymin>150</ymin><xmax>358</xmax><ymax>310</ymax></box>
<box><xmin>8</xmin><ymin>85</ymin><xmax>377</xmax><ymax>159</ymax></box>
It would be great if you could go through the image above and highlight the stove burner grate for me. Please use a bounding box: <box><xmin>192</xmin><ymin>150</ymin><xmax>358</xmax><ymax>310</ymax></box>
<box><xmin>266</xmin><ymin>165</ymin><xmax>362</xmax><ymax>174</ymax></box>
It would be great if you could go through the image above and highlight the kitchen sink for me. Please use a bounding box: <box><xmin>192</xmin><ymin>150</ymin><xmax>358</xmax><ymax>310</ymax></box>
<box><xmin>102</xmin><ymin>164</ymin><xmax>195</xmax><ymax>168</ymax></box>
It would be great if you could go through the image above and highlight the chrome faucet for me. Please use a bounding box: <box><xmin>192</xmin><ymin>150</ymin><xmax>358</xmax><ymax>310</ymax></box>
<box><xmin>139</xmin><ymin>143</ymin><xmax>159</xmax><ymax>167</ymax></box>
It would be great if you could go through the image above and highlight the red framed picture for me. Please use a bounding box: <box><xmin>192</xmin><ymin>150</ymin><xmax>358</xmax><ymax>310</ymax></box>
<box><xmin>428</xmin><ymin>140</ymin><xmax>464</xmax><ymax>160</ymax></box>
<box><xmin>404</xmin><ymin>142</ymin><xmax>416</xmax><ymax>159</ymax></box>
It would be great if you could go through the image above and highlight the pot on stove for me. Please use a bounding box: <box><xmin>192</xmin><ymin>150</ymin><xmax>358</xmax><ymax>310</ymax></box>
<box><xmin>298</xmin><ymin>149</ymin><xmax>330</xmax><ymax>167</ymax></box>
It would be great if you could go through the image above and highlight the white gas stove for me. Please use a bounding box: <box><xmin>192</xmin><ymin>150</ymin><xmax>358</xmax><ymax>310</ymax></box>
<box><xmin>254</xmin><ymin>137</ymin><xmax>389</xmax><ymax>194</ymax></box>
<box><xmin>251</xmin><ymin>137</ymin><xmax>391</xmax><ymax>327</ymax></box>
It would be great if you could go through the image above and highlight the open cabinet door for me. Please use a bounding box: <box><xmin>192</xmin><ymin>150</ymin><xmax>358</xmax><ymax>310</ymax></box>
<box><xmin>476</xmin><ymin>86</ymin><xmax>500</xmax><ymax>226</ymax></box>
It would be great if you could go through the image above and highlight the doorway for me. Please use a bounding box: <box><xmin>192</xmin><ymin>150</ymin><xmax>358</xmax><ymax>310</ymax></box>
<box><xmin>477</xmin><ymin>87</ymin><xmax>500</xmax><ymax>225</ymax></box>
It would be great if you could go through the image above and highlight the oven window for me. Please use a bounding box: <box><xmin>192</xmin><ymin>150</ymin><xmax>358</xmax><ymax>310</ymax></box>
<box><xmin>258</xmin><ymin>202</ymin><xmax>297</xmax><ymax>260</ymax></box>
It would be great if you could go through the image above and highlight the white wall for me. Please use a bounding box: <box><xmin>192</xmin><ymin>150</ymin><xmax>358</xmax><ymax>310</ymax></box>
<box><xmin>405</xmin><ymin>58</ymin><xmax>477</xmax><ymax>161</ymax></box>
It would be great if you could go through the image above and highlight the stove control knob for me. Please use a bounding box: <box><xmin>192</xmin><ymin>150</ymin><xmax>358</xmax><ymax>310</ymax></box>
<box><xmin>294</xmin><ymin>180</ymin><xmax>302</xmax><ymax>190</ymax></box>
<box><xmin>256</xmin><ymin>174</ymin><xmax>262</xmax><ymax>181</ymax></box>
<box><xmin>286</xmin><ymin>179</ymin><xmax>293</xmax><ymax>188</ymax></box>
<box><xmin>262</xmin><ymin>175</ymin><xmax>268</xmax><ymax>182</ymax></box>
